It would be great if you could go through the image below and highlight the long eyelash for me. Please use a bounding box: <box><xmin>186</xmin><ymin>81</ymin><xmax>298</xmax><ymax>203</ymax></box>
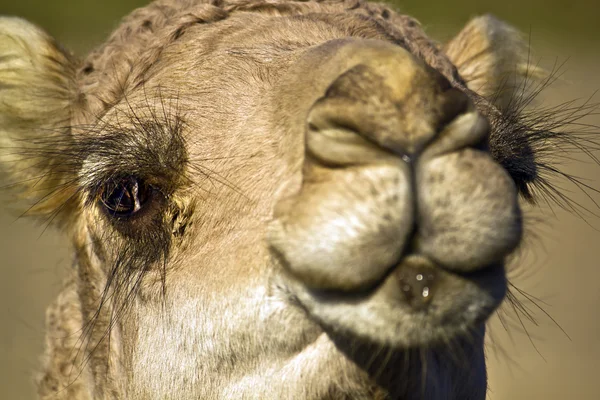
<box><xmin>489</xmin><ymin>60</ymin><xmax>600</xmax><ymax>213</ymax></box>
<box><xmin>483</xmin><ymin>57</ymin><xmax>598</xmax><ymax>361</ymax></box>
<box><xmin>66</xmin><ymin>87</ymin><xmax>251</xmax><ymax>389</ymax></box>
<box><xmin>0</xmin><ymin>84</ymin><xmax>239</xmax><ymax>391</ymax></box>
<box><xmin>67</xmin><ymin>92</ymin><xmax>186</xmax><ymax>384</ymax></box>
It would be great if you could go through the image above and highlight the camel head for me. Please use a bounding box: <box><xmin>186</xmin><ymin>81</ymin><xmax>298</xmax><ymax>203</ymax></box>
<box><xmin>0</xmin><ymin>1</ymin><xmax>578</xmax><ymax>399</ymax></box>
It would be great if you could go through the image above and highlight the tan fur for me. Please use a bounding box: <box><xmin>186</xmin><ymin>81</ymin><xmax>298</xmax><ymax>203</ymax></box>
<box><xmin>0</xmin><ymin>1</ymin><xmax>545</xmax><ymax>399</ymax></box>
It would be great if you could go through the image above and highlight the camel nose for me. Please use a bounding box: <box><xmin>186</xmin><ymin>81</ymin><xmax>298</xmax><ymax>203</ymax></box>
<box><xmin>306</xmin><ymin>51</ymin><xmax>477</xmax><ymax>162</ymax></box>
<box><xmin>268</xmin><ymin>39</ymin><xmax>521</xmax><ymax>293</ymax></box>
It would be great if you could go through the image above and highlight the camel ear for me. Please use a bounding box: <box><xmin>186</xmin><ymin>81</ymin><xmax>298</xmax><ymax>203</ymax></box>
<box><xmin>0</xmin><ymin>17</ymin><xmax>79</xmax><ymax>221</ymax></box>
<box><xmin>444</xmin><ymin>15</ymin><xmax>543</xmax><ymax>110</ymax></box>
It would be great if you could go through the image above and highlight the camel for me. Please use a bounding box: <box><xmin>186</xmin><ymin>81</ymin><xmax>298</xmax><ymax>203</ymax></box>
<box><xmin>0</xmin><ymin>0</ymin><xmax>589</xmax><ymax>398</ymax></box>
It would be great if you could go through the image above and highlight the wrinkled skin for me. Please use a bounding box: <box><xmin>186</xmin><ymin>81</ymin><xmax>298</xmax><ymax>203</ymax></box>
<box><xmin>0</xmin><ymin>0</ymin><xmax>554</xmax><ymax>399</ymax></box>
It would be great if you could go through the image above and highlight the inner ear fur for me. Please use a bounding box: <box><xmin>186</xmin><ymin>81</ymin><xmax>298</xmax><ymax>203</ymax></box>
<box><xmin>444</xmin><ymin>14</ymin><xmax>544</xmax><ymax>111</ymax></box>
<box><xmin>0</xmin><ymin>17</ymin><xmax>79</xmax><ymax>223</ymax></box>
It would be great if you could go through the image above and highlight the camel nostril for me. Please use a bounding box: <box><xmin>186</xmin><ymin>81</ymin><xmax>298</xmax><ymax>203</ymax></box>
<box><xmin>392</xmin><ymin>257</ymin><xmax>438</xmax><ymax>311</ymax></box>
<box><xmin>435</xmin><ymin>87</ymin><xmax>470</xmax><ymax>132</ymax></box>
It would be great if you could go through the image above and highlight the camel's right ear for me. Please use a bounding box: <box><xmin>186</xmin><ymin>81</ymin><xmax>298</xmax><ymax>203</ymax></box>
<box><xmin>0</xmin><ymin>17</ymin><xmax>79</xmax><ymax>222</ymax></box>
<box><xmin>443</xmin><ymin>15</ymin><xmax>544</xmax><ymax>111</ymax></box>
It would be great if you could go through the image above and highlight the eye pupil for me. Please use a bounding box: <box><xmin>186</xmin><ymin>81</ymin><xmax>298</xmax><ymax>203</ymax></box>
<box><xmin>100</xmin><ymin>177</ymin><xmax>149</xmax><ymax>217</ymax></box>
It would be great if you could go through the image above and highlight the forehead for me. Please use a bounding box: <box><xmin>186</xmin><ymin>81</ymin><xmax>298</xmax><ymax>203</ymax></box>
<box><xmin>138</xmin><ymin>14</ymin><xmax>398</xmax><ymax>99</ymax></box>
<box><xmin>80</xmin><ymin>7</ymin><xmax>405</xmax><ymax>119</ymax></box>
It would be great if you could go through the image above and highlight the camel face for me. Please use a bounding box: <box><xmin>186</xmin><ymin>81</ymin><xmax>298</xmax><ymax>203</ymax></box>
<box><xmin>0</xmin><ymin>1</ymin><xmax>575</xmax><ymax>399</ymax></box>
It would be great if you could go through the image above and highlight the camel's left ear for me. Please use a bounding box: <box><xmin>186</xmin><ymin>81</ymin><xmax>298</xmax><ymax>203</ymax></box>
<box><xmin>444</xmin><ymin>15</ymin><xmax>543</xmax><ymax>110</ymax></box>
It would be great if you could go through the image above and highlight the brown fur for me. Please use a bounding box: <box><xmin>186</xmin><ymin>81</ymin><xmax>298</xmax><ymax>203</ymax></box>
<box><xmin>0</xmin><ymin>1</ymin><xmax>583</xmax><ymax>399</ymax></box>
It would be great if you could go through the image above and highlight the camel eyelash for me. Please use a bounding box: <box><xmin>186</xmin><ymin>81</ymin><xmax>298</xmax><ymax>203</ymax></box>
<box><xmin>485</xmin><ymin>68</ymin><xmax>600</xmax><ymax>213</ymax></box>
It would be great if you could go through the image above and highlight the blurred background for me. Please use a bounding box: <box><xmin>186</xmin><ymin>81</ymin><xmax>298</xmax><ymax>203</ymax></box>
<box><xmin>0</xmin><ymin>0</ymin><xmax>598</xmax><ymax>399</ymax></box>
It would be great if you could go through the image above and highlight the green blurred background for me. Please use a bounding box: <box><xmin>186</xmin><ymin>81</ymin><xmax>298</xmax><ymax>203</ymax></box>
<box><xmin>1</xmin><ymin>0</ymin><xmax>599</xmax><ymax>53</ymax></box>
<box><xmin>0</xmin><ymin>0</ymin><xmax>599</xmax><ymax>399</ymax></box>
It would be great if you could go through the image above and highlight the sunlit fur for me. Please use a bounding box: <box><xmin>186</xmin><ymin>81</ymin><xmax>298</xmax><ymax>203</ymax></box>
<box><xmin>0</xmin><ymin>1</ymin><xmax>597</xmax><ymax>399</ymax></box>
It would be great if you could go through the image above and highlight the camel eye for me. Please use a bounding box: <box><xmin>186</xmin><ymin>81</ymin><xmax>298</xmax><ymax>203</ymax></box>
<box><xmin>100</xmin><ymin>177</ymin><xmax>151</xmax><ymax>217</ymax></box>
